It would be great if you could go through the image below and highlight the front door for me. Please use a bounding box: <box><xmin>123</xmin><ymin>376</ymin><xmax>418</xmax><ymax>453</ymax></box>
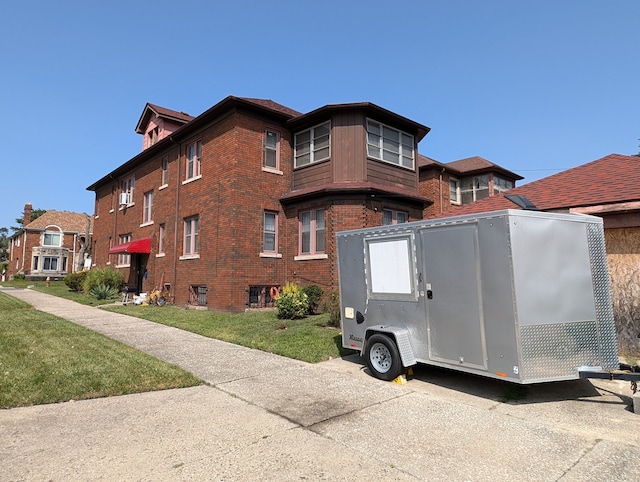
<box><xmin>419</xmin><ymin>223</ymin><xmax>487</xmax><ymax>370</ymax></box>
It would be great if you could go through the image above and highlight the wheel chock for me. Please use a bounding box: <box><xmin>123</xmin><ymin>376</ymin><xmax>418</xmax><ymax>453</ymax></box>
<box><xmin>392</xmin><ymin>374</ymin><xmax>407</xmax><ymax>384</ymax></box>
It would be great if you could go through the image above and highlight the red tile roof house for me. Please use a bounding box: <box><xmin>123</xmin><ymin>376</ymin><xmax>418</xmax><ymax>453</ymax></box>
<box><xmin>7</xmin><ymin>202</ymin><xmax>93</xmax><ymax>281</ymax></box>
<box><xmin>87</xmin><ymin>96</ymin><xmax>446</xmax><ymax>311</ymax></box>
<box><xmin>429</xmin><ymin>153</ymin><xmax>640</xmax><ymax>355</ymax></box>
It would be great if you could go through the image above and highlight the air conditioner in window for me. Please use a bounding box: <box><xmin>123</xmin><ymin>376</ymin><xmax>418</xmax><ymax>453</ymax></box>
<box><xmin>119</xmin><ymin>193</ymin><xmax>131</xmax><ymax>205</ymax></box>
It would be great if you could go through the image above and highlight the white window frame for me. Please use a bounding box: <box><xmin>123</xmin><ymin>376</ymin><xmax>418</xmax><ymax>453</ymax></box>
<box><xmin>185</xmin><ymin>140</ymin><xmax>202</xmax><ymax>181</ymax></box>
<box><xmin>157</xmin><ymin>224</ymin><xmax>166</xmax><ymax>256</ymax></box>
<box><xmin>142</xmin><ymin>190</ymin><xmax>154</xmax><ymax>225</ymax></box>
<box><xmin>182</xmin><ymin>216</ymin><xmax>199</xmax><ymax>258</ymax></box>
<box><xmin>117</xmin><ymin>234</ymin><xmax>132</xmax><ymax>266</ymax></box>
<box><xmin>263</xmin><ymin>130</ymin><xmax>280</xmax><ymax>171</ymax></box>
<box><xmin>42</xmin><ymin>228</ymin><xmax>62</xmax><ymax>247</ymax></box>
<box><xmin>366</xmin><ymin>119</ymin><xmax>415</xmax><ymax>169</ymax></box>
<box><xmin>296</xmin><ymin>208</ymin><xmax>326</xmax><ymax>258</ymax></box>
<box><xmin>449</xmin><ymin>177</ymin><xmax>461</xmax><ymax>205</ymax></box>
<box><xmin>382</xmin><ymin>209</ymin><xmax>408</xmax><ymax>225</ymax></box>
<box><xmin>43</xmin><ymin>256</ymin><xmax>59</xmax><ymax>272</ymax></box>
<box><xmin>121</xmin><ymin>176</ymin><xmax>135</xmax><ymax>206</ymax></box>
<box><xmin>261</xmin><ymin>211</ymin><xmax>280</xmax><ymax>257</ymax></box>
<box><xmin>161</xmin><ymin>157</ymin><xmax>169</xmax><ymax>187</ymax></box>
<box><xmin>294</xmin><ymin>121</ymin><xmax>330</xmax><ymax>168</ymax></box>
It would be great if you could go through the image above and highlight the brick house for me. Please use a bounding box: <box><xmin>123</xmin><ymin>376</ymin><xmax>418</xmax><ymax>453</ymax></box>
<box><xmin>87</xmin><ymin>96</ymin><xmax>442</xmax><ymax>311</ymax></box>
<box><xmin>427</xmin><ymin>153</ymin><xmax>640</xmax><ymax>354</ymax></box>
<box><xmin>7</xmin><ymin>202</ymin><xmax>93</xmax><ymax>281</ymax></box>
<box><xmin>418</xmin><ymin>155</ymin><xmax>523</xmax><ymax>217</ymax></box>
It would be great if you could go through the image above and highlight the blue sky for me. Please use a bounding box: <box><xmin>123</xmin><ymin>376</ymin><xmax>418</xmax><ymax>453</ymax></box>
<box><xmin>1</xmin><ymin>0</ymin><xmax>638</xmax><ymax>231</ymax></box>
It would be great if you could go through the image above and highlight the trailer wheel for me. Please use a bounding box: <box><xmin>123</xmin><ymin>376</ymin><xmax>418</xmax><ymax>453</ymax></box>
<box><xmin>365</xmin><ymin>334</ymin><xmax>402</xmax><ymax>381</ymax></box>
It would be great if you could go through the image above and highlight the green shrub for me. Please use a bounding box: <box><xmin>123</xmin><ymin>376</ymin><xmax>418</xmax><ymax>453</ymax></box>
<box><xmin>83</xmin><ymin>267</ymin><xmax>124</xmax><ymax>294</ymax></box>
<box><xmin>301</xmin><ymin>285</ymin><xmax>323</xmax><ymax>315</ymax></box>
<box><xmin>89</xmin><ymin>283</ymin><xmax>120</xmax><ymax>300</ymax></box>
<box><xmin>13</xmin><ymin>273</ymin><xmax>25</xmax><ymax>280</ymax></box>
<box><xmin>321</xmin><ymin>289</ymin><xmax>342</xmax><ymax>328</ymax></box>
<box><xmin>64</xmin><ymin>271</ymin><xmax>88</xmax><ymax>291</ymax></box>
<box><xmin>275</xmin><ymin>282</ymin><xmax>309</xmax><ymax>320</ymax></box>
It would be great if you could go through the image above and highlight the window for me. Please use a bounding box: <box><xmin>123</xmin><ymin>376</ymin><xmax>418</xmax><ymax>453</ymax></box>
<box><xmin>148</xmin><ymin>126</ymin><xmax>159</xmax><ymax>147</ymax></box>
<box><xmin>143</xmin><ymin>190</ymin><xmax>154</xmax><ymax>224</ymax></box>
<box><xmin>183</xmin><ymin>216</ymin><xmax>199</xmax><ymax>256</ymax></box>
<box><xmin>366</xmin><ymin>119</ymin><xmax>414</xmax><ymax>169</ymax></box>
<box><xmin>118</xmin><ymin>234</ymin><xmax>132</xmax><ymax>266</ymax></box>
<box><xmin>161</xmin><ymin>157</ymin><xmax>169</xmax><ymax>186</ymax></box>
<box><xmin>461</xmin><ymin>175</ymin><xmax>489</xmax><ymax>204</ymax></box>
<box><xmin>33</xmin><ymin>256</ymin><xmax>38</xmax><ymax>271</ymax></box>
<box><xmin>264</xmin><ymin>130</ymin><xmax>279</xmax><ymax>170</ymax></box>
<box><xmin>449</xmin><ymin>178</ymin><xmax>461</xmax><ymax>205</ymax></box>
<box><xmin>158</xmin><ymin>224</ymin><xmax>165</xmax><ymax>255</ymax></box>
<box><xmin>300</xmin><ymin>208</ymin><xmax>325</xmax><ymax>255</ymax></box>
<box><xmin>263</xmin><ymin>211</ymin><xmax>278</xmax><ymax>253</ymax></box>
<box><xmin>383</xmin><ymin>209</ymin><xmax>408</xmax><ymax>225</ymax></box>
<box><xmin>121</xmin><ymin>176</ymin><xmax>135</xmax><ymax>204</ymax></box>
<box><xmin>493</xmin><ymin>175</ymin><xmax>513</xmax><ymax>195</ymax></box>
<box><xmin>42</xmin><ymin>230</ymin><xmax>62</xmax><ymax>247</ymax></box>
<box><xmin>294</xmin><ymin>122</ymin><xmax>330</xmax><ymax>167</ymax></box>
<box><xmin>186</xmin><ymin>140</ymin><xmax>202</xmax><ymax>180</ymax></box>
<box><xmin>43</xmin><ymin>257</ymin><xmax>59</xmax><ymax>271</ymax></box>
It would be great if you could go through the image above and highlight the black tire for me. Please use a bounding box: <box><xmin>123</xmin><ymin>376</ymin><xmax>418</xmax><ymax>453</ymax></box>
<box><xmin>365</xmin><ymin>334</ymin><xmax>402</xmax><ymax>381</ymax></box>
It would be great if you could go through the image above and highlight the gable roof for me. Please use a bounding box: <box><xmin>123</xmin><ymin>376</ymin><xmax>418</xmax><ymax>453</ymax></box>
<box><xmin>24</xmin><ymin>210</ymin><xmax>93</xmax><ymax>234</ymax></box>
<box><xmin>135</xmin><ymin>103</ymin><xmax>195</xmax><ymax>134</ymax></box>
<box><xmin>437</xmin><ymin>153</ymin><xmax>640</xmax><ymax>216</ymax></box>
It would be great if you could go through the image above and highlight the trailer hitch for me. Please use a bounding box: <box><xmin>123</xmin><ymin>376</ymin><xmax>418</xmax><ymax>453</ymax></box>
<box><xmin>578</xmin><ymin>364</ymin><xmax>640</xmax><ymax>394</ymax></box>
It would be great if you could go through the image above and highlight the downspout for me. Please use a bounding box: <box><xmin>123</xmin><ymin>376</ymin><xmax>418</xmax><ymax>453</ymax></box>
<box><xmin>170</xmin><ymin>136</ymin><xmax>180</xmax><ymax>304</ymax></box>
<box><xmin>439</xmin><ymin>167</ymin><xmax>445</xmax><ymax>214</ymax></box>
<box><xmin>21</xmin><ymin>231</ymin><xmax>26</xmax><ymax>273</ymax></box>
<box><xmin>73</xmin><ymin>233</ymin><xmax>77</xmax><ymax>273</ymax></box>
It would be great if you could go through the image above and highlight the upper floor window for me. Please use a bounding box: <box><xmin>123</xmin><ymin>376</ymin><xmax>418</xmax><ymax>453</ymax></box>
<box><xmin>42</xmin><ymin>228</ymin><xmax>62</xmax><ymax>247</ymax></box>
<box><xmin>449</xmin><ymin>178</ymin><xmax>461</xmax><ymax>205</ymax></box>
<box><xmin>300</xmin><ymin>208</ymin><xmax>325</xmax><ymax>255</ymax></box>
<box><xmin>382</xmin><ymin>209</ymin><xmax>407</xmax><ymax>225</ymax></box>
<box><xmin>493</xmin><ymin>175</ymin><xmax>513</xmax><ymax>195</ymax></box>
<box><xmin>143</xmin><ymin>190</ymin><xmax>154</xmax><ymax>224</ymax></box>
<box><xmin>183</xmin><ymin>216</ymin><xmax>199</xmax><ymax>256</ymax></box>
<box><xmin>264</xmin><ymin>130</ymin><xmax>280</xmax><ymax>170</ymax></box>
<box><xmin>148</xmin><ymin>126</ymin><xmax>159</xmax><ymax>147</ymax></box>
<box><xmin>120</xmin><ymin>176</ymin><xmax>135</xmax><ymax>205</ymax></box>
<box><xmin>158</xmin><ymin>224</ymin><xmax>166</xmax><ymax>255</ymax></box>
<box><xmin>461</xmin><ymin>175</ymin><xmax>489</xmax><ymax>204</ymax></box>
<box><xmin>263</xmin><ymin>211</ymin><xmax>278</xmax><ymax>254</ymax></box>
<box><xmin>186</xmin><ymin>140</ymin><xmax>202</xmax><ymax>180</ymax></box>
<box><xmin>161</xmin><ymin>157</ymin><xmax>169</xmax><ymax>186</ymax></box>
<box><xmin>366</xmin><ymin>119</ymin><xmax>414</xmax><ymax>169</ymax></box>
<box><xmin>294</xmin><ymin>122</ymin><xmax>330</xmax><ymax>168</ymax></box>
<box><xmin>118</xmin><ymin>234</ymin><xmax>132</xmax><ymax>266</ymax></box>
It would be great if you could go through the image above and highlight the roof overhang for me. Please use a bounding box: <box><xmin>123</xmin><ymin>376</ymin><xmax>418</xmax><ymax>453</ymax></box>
<box><xmin>108</xmin><ymin>237</ymin><xmax>152</xmax><ymax>254</ymax></box>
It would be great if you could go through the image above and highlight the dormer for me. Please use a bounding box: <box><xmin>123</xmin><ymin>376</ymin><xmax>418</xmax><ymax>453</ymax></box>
<box><xmin>135</xmin><ymin>103</ymin><xmax>195</xmax><ymax>150</ymax></box>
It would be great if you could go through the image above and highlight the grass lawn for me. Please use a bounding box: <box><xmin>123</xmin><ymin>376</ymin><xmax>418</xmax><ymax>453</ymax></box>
<box><xmin>0</xmin><ymin>292</ymin><xmax>201</xmax><ymax>408</ymax></box>
<box><xmin>102</xmin><ymin>304</ymin><xmax>352</xmax><ymax>364</ymax></box>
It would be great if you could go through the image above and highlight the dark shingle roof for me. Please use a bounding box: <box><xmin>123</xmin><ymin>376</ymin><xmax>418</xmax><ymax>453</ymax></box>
<box><xmin>437</xmin><ymin>153</ymin><xmax>640</xmax><ymax>216</ymax></box>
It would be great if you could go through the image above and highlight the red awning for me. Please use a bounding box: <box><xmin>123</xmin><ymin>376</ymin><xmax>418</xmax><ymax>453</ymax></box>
<box><xmin>108</xmin><ymin>237</ymin><xmax>152</xmax><ymax>254</ymax></box>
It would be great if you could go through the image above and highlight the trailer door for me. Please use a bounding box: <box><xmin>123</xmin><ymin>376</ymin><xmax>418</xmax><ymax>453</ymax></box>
<box><xmin>420</xmin><ymin>223</ymin><xmax>487</xmax><ymax>370</ymax></box>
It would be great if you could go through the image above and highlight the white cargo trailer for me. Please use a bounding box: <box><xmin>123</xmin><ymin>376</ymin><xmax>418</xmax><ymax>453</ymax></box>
<box><xmin>337</xmin><ymin>209</ymin><xmax>622</xmax><ymax>383</ymax></box>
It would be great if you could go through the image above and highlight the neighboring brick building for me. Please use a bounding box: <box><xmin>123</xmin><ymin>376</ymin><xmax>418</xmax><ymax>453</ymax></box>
<box><xmin>427</xmin><ymin>153</ymin><xmax>640</xmax><ymax>355</ymax></box>
<box><xmin>419</xmin><ymin>154</ymin><xmax>522</xmax><ymax>217</ymax></box>
<box><xmin>87</xmin><ymin>96</ymin><xmax>439</xmax><ymax>311</ymax></box>
<box><xmin>7</xmin><ymin>202</ymin><xmax>93</xmax><ymax>281</ymax></box>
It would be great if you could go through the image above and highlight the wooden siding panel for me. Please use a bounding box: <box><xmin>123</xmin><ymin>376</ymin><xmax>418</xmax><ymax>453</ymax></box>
<box><xmin>293</xmin><ymin>161</ymin><xmax>332</xmax><ymax>190</ymax></box>
<box><xmin>367</xmin><ymin>159</ymin><xmax>418</xmax><ymax>190</ymax></box>
<box><xmin>332</xmin><ymin>112</ymin><xmax>366</xmax><ymax>182</ymax></box>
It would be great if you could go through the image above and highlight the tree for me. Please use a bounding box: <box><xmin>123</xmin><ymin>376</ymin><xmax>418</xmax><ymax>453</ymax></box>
<box><xmin>11</xmin><ymin>208</ymin><xmax>47</xmax><ymax>233</ymax></box>
<box><xmin>0</xmin><ymin>227</ymin><xmax>8</xmax><ymax>264</ymax></box>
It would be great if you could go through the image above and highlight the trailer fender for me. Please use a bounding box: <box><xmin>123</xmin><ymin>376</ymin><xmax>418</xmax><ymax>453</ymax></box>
<box><xmin>365</xmin><ymin>325</ymin><xmax>417</xmax><ymax>368</ymax></box>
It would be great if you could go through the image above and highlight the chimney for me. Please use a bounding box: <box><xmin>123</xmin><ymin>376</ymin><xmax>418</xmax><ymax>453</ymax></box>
<box><xmin>23</xmin><ymin>202</ymin><xmax>32</xmax><ymax>227</ymax></box>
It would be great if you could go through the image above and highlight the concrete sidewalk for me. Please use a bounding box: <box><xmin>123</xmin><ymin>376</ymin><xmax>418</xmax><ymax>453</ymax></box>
<box><xmin>2</xmin><ymin>287</ymin><xmax>640</xmax><ymax>481</ymax></box>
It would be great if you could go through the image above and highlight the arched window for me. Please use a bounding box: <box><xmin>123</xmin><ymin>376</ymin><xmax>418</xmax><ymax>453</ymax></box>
<box><xmin>42</xmin><ymin>226</ymin><xmax>62</xmax><ymax>247</ymax></box>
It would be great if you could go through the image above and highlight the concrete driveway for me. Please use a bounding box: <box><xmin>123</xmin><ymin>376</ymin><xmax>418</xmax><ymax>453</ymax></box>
<box><xmin>1</xmin><ymin>287</ymin><xmax>640</xmax><ymax>481</ymax></box>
